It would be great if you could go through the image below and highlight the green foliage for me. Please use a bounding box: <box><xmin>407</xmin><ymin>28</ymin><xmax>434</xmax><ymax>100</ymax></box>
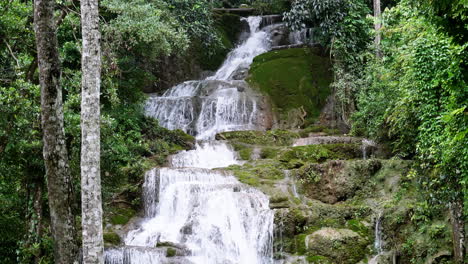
<box><xmin>0</xmin><ymin>81</ymin><xmax>43</xmax><ymax>263</ymax></box>
<box><xmin>284</xmin><ymin>0</ymin><xmax>372</xmax><ymax>60</ymax></box>
<box><xmin>167</xmin><ymin>0</ymin><xmax>220</xmax><ymax>46</ymax></box>
<box><xmin>283</xmin><ymin>0</ymin><xmax>372</xmax><ymax>127</ymax></box>
<box><xmin>102</xmin><ymin>0</ymin><xmax>189</xmax><ymax>56</ymax></box>
<box><xmin>352</xmin><ymin>0</ymin><xmax>468</xmax><ymax>215</ymax></box>
<box><xmin>251</xmin><ymin>0</ymin><xmax>290</xmax><ymax>15</ymax></box>
<box><xmin>278</xmin><ymin>144</ymin><xmax>361</xmax><ymax>165</ymax></box>
<box><xmin>1</xmin><ymin>0</ymin><xmax>199</xmax><ymax>261</ymax></box>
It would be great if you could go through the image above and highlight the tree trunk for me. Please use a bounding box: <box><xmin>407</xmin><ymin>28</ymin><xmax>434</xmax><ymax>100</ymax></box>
<box><xmin>80</xmin><ymin>0</ymin><xmax>104</xmax><ymax>263</ymax></box>
<box><xmin>373</xmin><ymin>0</ymin><xmax>382</xmax><ymax>57</ymax></box>
<box><xmin>450</xmin><ymin>199</ymin><xmax>465</xmax><ymax>263</ymax></box>
<box><xmin>33</xmin><ymin>1</ymin><xmax>78</xmax><ymax>263</ymax></box>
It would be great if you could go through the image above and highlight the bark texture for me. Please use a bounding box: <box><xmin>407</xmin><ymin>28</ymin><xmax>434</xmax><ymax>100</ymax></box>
<box><xmin>80</xmin><ymin>0</ymin><xmax>104</xmax><ymax>263</ymax></box>
<box><xmin>450</xmin><ymin>199</ymin><xmax>466</xmax><ymax>263</ymax></box>
<box><xmin>33</xmin><ymin>0</ymin><xmax>78</xmax><ymax>263</ymax></box>
<box><xmin>373</xmin><ymin>0</ymin><xmax>382</xmax><ymax>57</ymax></box>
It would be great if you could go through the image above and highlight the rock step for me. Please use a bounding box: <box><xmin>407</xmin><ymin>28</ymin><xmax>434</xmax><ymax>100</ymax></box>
<box><xmin>293</xmin><ymin>136</ymin><xmax>362</xmax><ymax>146</ymax></box>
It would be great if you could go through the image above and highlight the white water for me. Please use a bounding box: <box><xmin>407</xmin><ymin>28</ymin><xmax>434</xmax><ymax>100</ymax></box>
<box><xmin>289</xmin><ymin>28</ymin><xmax>314</xmax><ymax>45</ymax></box>
<box><xmin>368</xmin><ymin>211</ymin><xmax>384</xmax><ymax>264</ymax></box>
<box><xmin>209</xmin><ymin>17</ymin><xmax>270</xmax><ymax>80</ymax></box>
<box><xmin>106</xmin><ymin>16</ymin><xmax>277</xmax><ymax>264</ymax></box>
<box><xmin>169</xmin><ymin>141</ymin><xmax>241</xmax><ymax>169</ymax></box>
<box><xmin>362</xmin><ymin>139</ymin><xmax>377</xmax><ymax>160</ymax></box>
<box><xmin>106</xmin><ymin>144</ymin><xmax>275</xmax><ymax>264</ymax></box>
<box><xmin>144</xmin><ymin>16</ymin><xmax>279</xmax><ymax>140</ymax></box>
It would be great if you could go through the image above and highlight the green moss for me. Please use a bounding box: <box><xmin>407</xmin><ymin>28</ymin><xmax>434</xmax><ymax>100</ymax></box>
<box><xmin>260</xmin><ymin>147</ymin><xmax>280</xmax><ymax>159</ymax></box>
<box><xmin>226</xmin><ymin>165</ymin><xmax>260</xmax><ymax>186</ymax></box>
<box><xmin>306</xmin><ymin>255</ymin><xmax>332</xmax><ymax>264</ymax></box>
<box><xmin>299</xmin><ymin>125</ymin><xmax>341</xmax><ymax>137</ymax></box>
<box><xmin>217</xmin><ymin>130</ymin><xmax>300</xmax><ymax>146</ymax></box>
<box><xmin>166</xmin><ymin>248</ymin><xmax>176</xmax><ymax>257</ymax></box>
<box><xmin>247</xmin><ymin>48</ymin><xmax>332</xmax><ymax>123</ymax></box>
<box><xmin>294</xmin><ymin>234</ymin><xmax>308</xmax><ymax>255</ymax></box>
<box><xmin>305</xmin><ymin>228</ymin><xmax>370</xmax><ymax>263</ymax></box>
<box><xmin>103</xmin><ymin>232</ymin><xmax>121</xmax><ymax>246</ymax></box>
<box><xmin>346</xmin><ymin>219</ymin><xmax>370</xmax><ymax>238</ymax></box>
<box><xmin>297</xmin><ymin>162</ymin><xmax>321</xmax><ymax>183</ymax></box>
<box><xmin>238</xmin><ymin>147</ymin><xmax>253</xmax><ymax>160</ymax></box>
<box><xmin>226</xmin><ymin>159</ymin><xmax>286</xmax><ymax>187</ymax></box>
<box><xmin>279</xmin><ymin>143</ymin><xmax>361</xmax><ymax>164</ymax></box>
<box><xmin>109</xmin><ymin>207</ymin><xmax>136</xmax><ymax>225</ymax></box>
<box><xmin>270</xmin><ymin>195</ymin><xmax>288</xmax><ymax>203</ymax></box>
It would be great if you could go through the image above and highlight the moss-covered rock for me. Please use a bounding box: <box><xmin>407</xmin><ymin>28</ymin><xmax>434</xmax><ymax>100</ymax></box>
<box><xmin>109</xmin><ymin>207</ymin><xmax>137</xmax><ymax>226</ymax></box>
<box><xmin>278</xmin><ymin>143</ymin><xmax>362</xmax><ymax>166</ymax></box>
<box><xmin>247</xmin><ymin>48</ymin><xmax>332</xmax><ymax>127</ymax></box>
<box><xmin>299</xmin><ymin>125</ymin><xmax>341</xmax><ymax>137</ymax></box>
<box><xmin>166</xmin><ymin>248</ymin><xmax>177</xmax><ymax>257</ymax></box>
<box><xmin>305</xmin><ymin>228</ymin><xmax>369</xmax><ymax>263</ymax></box>
<box><xmin>231</xmin><ymin>142</ymin><xmax>253</xmax><ymax>160</ymax></box>
<box><xmin>217</xmin><ymin>129</ymin><xmax>300</xmax><ymax>146</ymax></box>
<box><xmin>297</xmin><ymin>159</ymin><xmax>382</xmax><ymax>204</ymax></box>
<box><xmin>225</xmin><ymin>159</ymin><xmax>285</xmax><ymax>187</ymax></box>
<box><xmin>103</xmin><ymin>232</ymin><xmax>121</xmax><ymax>247</ymax></box>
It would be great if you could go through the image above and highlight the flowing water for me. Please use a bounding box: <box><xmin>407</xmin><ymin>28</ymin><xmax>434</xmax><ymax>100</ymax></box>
<box><xmin>368</xmin><ymin>211</ymin><xmax>384</xmax><ymax>264</ymax></box>
<box><xmin>144</xmin><ymin>16</ymin><xmax>280</xmax><ymax>140</ymax></box>
<box><xmin>105</xmin><ymin>16</ymin><xmax>280</xmax><ymax>264</ymax></box>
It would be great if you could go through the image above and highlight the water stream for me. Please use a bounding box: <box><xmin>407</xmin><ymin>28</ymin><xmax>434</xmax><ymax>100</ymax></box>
<box><xmin>105</xmin><ymin>16</ymin><xmax>280</xmax><ymax>264</ymax></box>
<box><xmin>368</xmin><ymin>211</ymin><xmax>385</xmax><ymax>264</ymax></box>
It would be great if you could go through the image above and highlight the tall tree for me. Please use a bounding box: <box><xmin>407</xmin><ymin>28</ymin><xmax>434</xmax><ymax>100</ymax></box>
<box><xmin>373</xmin><ymin>0</ymin><xmax>382</xmax><ymax>57</ymax></box>
<box><xmin>80</xmin><ymin>0</ymin><xmax>104</xmax><ymax>263</ymax></box>
<box><xmin>33</xmin><ymin>0</ymin><xmax>78</xmax><ymax>263</ymax></box>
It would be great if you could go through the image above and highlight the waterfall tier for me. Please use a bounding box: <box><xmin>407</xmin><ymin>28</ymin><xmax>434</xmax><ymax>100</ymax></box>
<box><xmin>144</xmin><ymin>16</ymin><xmax>282</xmax><ymax>139</ymax></box>
<box><xmin>106</xmin><ymin>16</ymin><xmax>279</xmax><ymax>264</ymax></box>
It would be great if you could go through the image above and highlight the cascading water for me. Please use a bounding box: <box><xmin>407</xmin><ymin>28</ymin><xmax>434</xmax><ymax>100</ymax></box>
<box><xmin>105</xmin><ymin>16</ymin><xmax>280</xmax><ymax>264</ymax></box>
<box><xmin>288</xmin><ymin>28</ymin><xmax>314</xmax><ymax>45</ymax></box>
<box><xmin>368</xmin><ymin>211</ymin><xmax>385</xmax><ymax>264</ymax></box>
<box><xmin>145</xmin><ymin>16</ymin><xmax>279</xmax><ymax>140</ymax></box>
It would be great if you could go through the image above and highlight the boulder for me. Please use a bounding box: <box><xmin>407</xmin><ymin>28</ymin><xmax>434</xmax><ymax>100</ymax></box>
<box><xmin>305</xmin><ymin>228</ymin><xmax>369</xmax><ymax>263</ymax></box>
<box><xmin>299</xmin><ymin>159</ymin><xmax>382</xmax><ymax>204</ymax></box>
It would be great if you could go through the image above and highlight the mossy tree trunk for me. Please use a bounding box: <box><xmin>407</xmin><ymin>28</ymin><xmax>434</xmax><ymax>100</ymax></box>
<box><xmin>80</xmin><ymin>0</ymin><xmax>104</xmax><ymax>263</ymax></box>
<box><xmin>33</xmin><ymin>0</ymin><xmax>78</xmax><ymax>262</ymax></box>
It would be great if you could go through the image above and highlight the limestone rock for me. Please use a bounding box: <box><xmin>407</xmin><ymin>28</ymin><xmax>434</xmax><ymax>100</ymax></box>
<box><xmin>299</xmin><ymin>160</ymin><xmax>382</xmax><ymax>204</ymax></box>
<box><xmin>305</xmin><ymin>227</ymin><xmax>368</xmax><ymax>263</ymax></box>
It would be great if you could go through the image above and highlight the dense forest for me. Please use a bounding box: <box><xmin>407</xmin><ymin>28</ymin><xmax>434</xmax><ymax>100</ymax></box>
<box><xmin>0</xmin><ymin>0</ymin><xmax>466</xmax><ymax>263</ymax></box>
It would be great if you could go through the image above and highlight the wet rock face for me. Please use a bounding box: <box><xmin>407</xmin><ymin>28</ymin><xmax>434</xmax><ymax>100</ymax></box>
<box><xmin>268</xmin><ymin>24</ymin><xmax>290</xmax><ymax>47</ymax></box>
<box><xmin>145</xmin><ymin>80</ymin><xmax>273</xmax><ymax>139</ymax></box>
<box><xmin>298</xmin><ymin>160</ymin><xmax>382</xmax><ymax>204</ymax></box>
<box><xmin>305</xmin><ymin>228</ymin><xmax>369</xmax><ymax>263</ymax></box>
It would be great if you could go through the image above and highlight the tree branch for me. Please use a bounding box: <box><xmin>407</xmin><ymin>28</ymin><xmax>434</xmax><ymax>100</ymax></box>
<box><xmin>3</xmin><ymin>39</ymin><xmax>20</xmax><ymax>68</ymax></box>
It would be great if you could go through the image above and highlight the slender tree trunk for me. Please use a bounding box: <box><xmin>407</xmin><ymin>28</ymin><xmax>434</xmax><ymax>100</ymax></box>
<box><xmin>80</xmin><ymin>0</ymin><xmax>104</xmax><ymax>263</ymax></box>
<box><xmin>373</xmin><ymin>0</ymin><xmax>382</xmax><ymax>57</ymax></box>
<box><xmin>450</xmin><ymin>199</ymin><xmax>465</xmax><ymax>263</ymax></box>
<box><xmin>33</xmin><ymin>0</ymin><xmax>78</xmax><ymax>263</ymax></box>
<box><xmin>25</xmin><ymin>180</ymin><xmax>45</xmax><ymax>264</ymax></box>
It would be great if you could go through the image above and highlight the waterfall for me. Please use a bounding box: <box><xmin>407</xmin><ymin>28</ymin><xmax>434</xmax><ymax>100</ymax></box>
<box><xmin>361</xmin><ymin>139</ymin><xmax>377</xmax><ymax>160</ymax></box>
<box><xmin>374</xmin><ymin>211</ymin><xmax>384</xmax><ymax>254</ymax></box>
<box><xmin>144</xmin><ymin>16</ymin><xmax>281</xmax><ymax>140</ymax></box>
<box><xmin>368</xmin><ymin>211</ymin><xmax>384</xmax><ymax>264</ymax></box>
<box><xmin>106</xmin><ymin>16</ymin><xmax>279</xmax><ymax>264</ymax></box>
<box><xmin>288</xmin><ymin>28</ymin><xmax>314</xmax><ymax>45</ymax></box>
